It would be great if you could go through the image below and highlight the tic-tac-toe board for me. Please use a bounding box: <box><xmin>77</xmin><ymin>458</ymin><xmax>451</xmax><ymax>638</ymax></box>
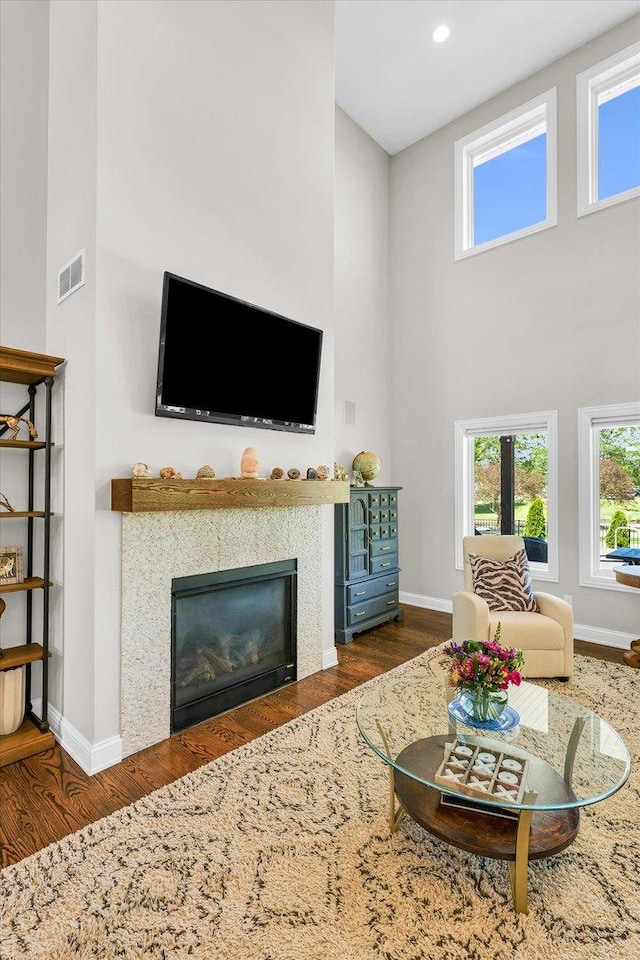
<box><xmin>434</xmin><ymin>738</ymin><xmax>530</xmax><ymax>806</ymax></box>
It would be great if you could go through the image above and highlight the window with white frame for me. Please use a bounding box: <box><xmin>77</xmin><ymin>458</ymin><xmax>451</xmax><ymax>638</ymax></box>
<box><xmin>454</xmin><ymin>89</ymin><xmax>557</xmax><ymax>260</ymax></box>
<box><xmin>454</xmin><ymin>411</ymin><xmax>558</xmax><ymax>580</ymax></box>
<box><xmin>577</xmin><ymin>42</ymin><xmax>640</xmax><ymax>217</ymax></box>
<box><xmin>578</xmin><ymin>402</ymin><xmax>640</xmax><ymax>589</ymax></box>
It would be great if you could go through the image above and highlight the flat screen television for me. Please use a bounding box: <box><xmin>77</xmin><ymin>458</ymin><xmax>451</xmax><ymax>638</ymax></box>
<box><xmin>155</xmin><ymin>272</ymin><xmax>323</xmax><ymax>434</ymax></box>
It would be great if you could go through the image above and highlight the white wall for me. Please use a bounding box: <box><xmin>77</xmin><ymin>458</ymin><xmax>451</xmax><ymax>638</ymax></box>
<box><xmin>390</xmin><ymin>15</ymin><xmax>640</xmax><ymax>639</ymax></box>
<box><xmin>0</xmin><ymin>0</ymin><xmax>49</xmax><ymax>351</ymax></box>
<box><xmin>334</xmin><ymin>106</ymin><xmax>393</xmax><ymax>483</ymax></box>
<box><xmin>88</xmin><ymin>0</ymin><xmax>336</xmax><ymax>743</ymax></box>
<box><xmin>0</xmin><ymin>0</ymin><xmax>49</xmax><ymax>652</ymax></box>
<box><xmin>44</xmin><ymin>0</ymin><xmax>98</xmax><ymax>734</ymax></box>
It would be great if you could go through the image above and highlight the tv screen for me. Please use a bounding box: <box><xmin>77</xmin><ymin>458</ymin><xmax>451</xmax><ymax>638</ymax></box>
<box><xmin>155</xmin><ymin>272</ymin><xmax>323</xmax><ymax>434</ymax></box>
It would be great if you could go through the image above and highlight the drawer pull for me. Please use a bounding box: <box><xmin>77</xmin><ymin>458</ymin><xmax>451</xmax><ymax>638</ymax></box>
<box><xmin>355</xmin><ymin>610</ymin><xmax>367</xmax><ymax>617</ymax></box>
<box><xmin>386</xmin><ymin>581</ymin><xmax>397</xmax><ymax>587</ymax></box>
<box><xmin>386</xmin><ymin>599</ymin><xmax>395</xmax><ymax>605</ymax></box>
<box><xmin>354</xmin><ymin>590</ymin><xmax>366</xmax><ymax>597</ymax></box>
<box><xmin>380</xmin><ymin>546</ymin><xmax>390</xmax><ymax>552</ymax></box>
<box><xmin>380</xmin><ymin>561</ymin><xmax>391</xmax><ymax>567</ymax></box>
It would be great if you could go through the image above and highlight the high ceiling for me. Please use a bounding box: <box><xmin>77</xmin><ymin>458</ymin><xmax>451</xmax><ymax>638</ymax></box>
<box><xmin>335</xmin><ymin>0</ymin><xmax>640</xmax><ymax>155</ymax></box>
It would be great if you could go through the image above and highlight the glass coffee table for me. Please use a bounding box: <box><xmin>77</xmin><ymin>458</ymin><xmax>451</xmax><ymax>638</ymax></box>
<box><xmin>356</xmin><ymin>666</ymin><xmax>631</xmax><ymax>914</ymax></box>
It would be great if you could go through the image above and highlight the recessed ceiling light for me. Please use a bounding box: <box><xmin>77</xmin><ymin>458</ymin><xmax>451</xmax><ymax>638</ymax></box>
<box><xmin>433</xmin><ymin>25</ymin><xmax>450</xmax><ymax>44</ymax></box>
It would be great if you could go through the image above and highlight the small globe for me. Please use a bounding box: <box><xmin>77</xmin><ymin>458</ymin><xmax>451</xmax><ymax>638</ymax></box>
<box><xmin>352</xmin><ymin>451</ymin><xmax>382</xmax><ymax>484</ymax></box>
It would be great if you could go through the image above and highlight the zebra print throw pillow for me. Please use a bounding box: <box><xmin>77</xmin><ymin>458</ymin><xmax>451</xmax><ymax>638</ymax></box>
<box><xmin>469</xmin><ymin>548</ymin><xmax>538</xmax><ymax>612</ymax></box>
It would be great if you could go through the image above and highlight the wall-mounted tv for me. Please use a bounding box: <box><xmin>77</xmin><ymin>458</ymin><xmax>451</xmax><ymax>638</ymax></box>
<box><xmin>155</xmin><ymin>272</ymin><xmax>323</xmax><ymax>434</ymax></box>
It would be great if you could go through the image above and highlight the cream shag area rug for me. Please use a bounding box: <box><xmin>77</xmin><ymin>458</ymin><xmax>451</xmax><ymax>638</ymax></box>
<box><xmin>1</xmin><ymin>648</ymin><xmax>639</xmax><ymax>960</ymax></box>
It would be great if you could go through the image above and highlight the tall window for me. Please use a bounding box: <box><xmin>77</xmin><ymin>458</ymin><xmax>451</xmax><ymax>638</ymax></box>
<box><xmin>579</xmin><ymin>403</ymin><xmax>640</xmax><ymax>588</ymax></box>
<box><xmin>454</xmin><ymin>89</ymin><xmax>557</xmax><ymax>260</ymax></box>
<box><xmin>455</xmin><ymin>411</ymin><xmax>558</xmax><ymax>579</ymax></box>
<box><xmin>577</xmin><ymin>42</ymin><xmax>640</xmax><ymax>216</ymax></box>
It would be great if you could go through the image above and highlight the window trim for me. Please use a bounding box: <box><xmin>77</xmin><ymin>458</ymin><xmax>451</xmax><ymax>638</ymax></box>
<box><xmin>454</xmin><ymin>88</ymin><xmax>558</xmax><ymax>260</ymax></box>
<box><xmin>577</xmin><ymin>42</ymin><xmax>640</xmax><ymax>218</ymax></box>
<box><xmin>578</xmin><ymin>401</ymin><xmax>640</xmax><ymax>591</ymax></box>
<box><xmin>454</xmin><ymin>410</ymin><xmax>559</xmax><ymax>581</ymax></box>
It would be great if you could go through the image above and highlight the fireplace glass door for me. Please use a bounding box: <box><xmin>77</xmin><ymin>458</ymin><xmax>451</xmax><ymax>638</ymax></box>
<box><xmin>171</xmin><ymin>559</ymin><xmax>297</xmax><ymax>732</ymax></box>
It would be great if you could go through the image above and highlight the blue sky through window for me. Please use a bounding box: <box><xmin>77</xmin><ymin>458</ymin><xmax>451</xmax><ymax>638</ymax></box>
<box><xmin>473</xmin><ymin>133</ymin><xmax>547</xmax><ymax>246</ymax></box>
<box><xmin>598</xmin><ymin>85</ymin><xmax>640</xmax><ymax>200</ymax></box>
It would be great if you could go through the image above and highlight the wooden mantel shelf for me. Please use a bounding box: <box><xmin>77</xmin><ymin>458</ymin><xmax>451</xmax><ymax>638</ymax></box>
<box><xmin>111</xmin><ymin>477</ymin><xmax>350</xmax><ymax>512</ymax></box>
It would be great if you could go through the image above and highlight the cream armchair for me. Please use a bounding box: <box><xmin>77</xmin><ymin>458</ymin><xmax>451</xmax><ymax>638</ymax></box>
<box><xmin>452</xmin><ymin>535</ymin><xmax>573</xmax><ymax>679</ymax></box>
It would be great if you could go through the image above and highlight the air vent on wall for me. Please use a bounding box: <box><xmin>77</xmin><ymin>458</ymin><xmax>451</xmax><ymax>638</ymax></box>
<box><xmin>58</xmin><ymin>249</ymin><xmax>85</xmax><ymax>303</ymax></box>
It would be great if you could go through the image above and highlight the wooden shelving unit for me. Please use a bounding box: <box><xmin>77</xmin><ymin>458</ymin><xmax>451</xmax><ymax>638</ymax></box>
<box><xmin>0</xmin><ymin>576</ymin><xmax>51</xmax><ymax>594</ymax></box>
<box><xmin>0</xmin><ymin>345</ymin><xmax>65</xmax><ymax>767</ymax></box>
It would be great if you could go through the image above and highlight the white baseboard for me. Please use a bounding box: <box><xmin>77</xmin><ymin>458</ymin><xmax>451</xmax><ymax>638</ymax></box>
<box><xmin>401</xmin><ymin>593</ymin><xmax>633</xmax><ymax>650</ymax></box>
<box><xmin>400</xmin><ymin>591</ymin><xmax>453</xmax><ymax>614</ymax></box>
<box><xmin>32</xmin><ymin>699</ymin><xmax>123</xmax><ymax>775</ymax></box>
<box><xmin>573</xmin><ymin>623</ymin><xmax>637</xmax><ymax>650</ymax></box>
<box><xmin>322</xmin><ymin>647</ymin><xmax>339</xmax><ymax>669</ymax></box>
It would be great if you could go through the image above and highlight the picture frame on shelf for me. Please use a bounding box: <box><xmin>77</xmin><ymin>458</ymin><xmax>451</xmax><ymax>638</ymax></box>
<box><xmin>0</xmin><ymin>545</ymin><xmax>24</xmax><ymax>585</ymax></box>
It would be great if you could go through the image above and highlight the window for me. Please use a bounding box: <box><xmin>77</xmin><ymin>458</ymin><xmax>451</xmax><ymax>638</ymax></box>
<box><xmin>454</xmin><ymin>89</ymin><xmax>557</xmax><ymax>260</ymax></box>
<box><xmin>578</xmin><ymin>403</ymin><xmax>640</xmax><ymax>589</ymax></box>
<box><xmin>454</xmin><ymin>411</ymin><xmax>558</xmax><ymax>580</ymax></box>
<box><xmin>577</xmin><ymin>42</ymin><xmax>640</xmax><ymax>217</ymax></box>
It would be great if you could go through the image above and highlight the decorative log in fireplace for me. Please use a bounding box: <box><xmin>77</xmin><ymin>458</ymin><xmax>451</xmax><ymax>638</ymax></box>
<box><xmin>171</xmin><ymin>559</ymin><xmax>297</xmax><ymax>732</ymax></box>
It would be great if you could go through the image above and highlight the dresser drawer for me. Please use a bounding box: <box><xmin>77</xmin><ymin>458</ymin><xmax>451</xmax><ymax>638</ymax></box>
<box><xmin>371</xmin><ymin>553</ymin><xmax>398</xmax><ymax>575</ymax></box>
<box><xmin>347</xmin><ymin>590</ymin><xmax>400</xmax><ymax>626</ymax></box>
<box><xmin>371</xmin><ymin>538</ymin><xmax>398</xmax><ymax>558</ymax></box>
<box><xmin>347</xmin><ymin>573</ymin><xmax>399</xmax><ymax>604</ymax></box>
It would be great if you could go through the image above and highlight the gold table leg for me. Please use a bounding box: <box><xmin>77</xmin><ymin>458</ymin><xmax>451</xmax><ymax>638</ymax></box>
<box><xmin>388</xmin><ymin>766</ymin><xmax>407</xmax><ymax>833</ymax></box>
<box><xmin>507</xmin><ymin>789</ymin><xmax>537</xmax><ymax>914</ymax></box>
<box><xmin>375</xmin><ymin>719</ymin><xmax>406</xmax><ymax>833</ymax></box>
<box><xmin>564</xmin><ymin>716</ymin><xmax>587</xmax><ymax>786</ymax></box>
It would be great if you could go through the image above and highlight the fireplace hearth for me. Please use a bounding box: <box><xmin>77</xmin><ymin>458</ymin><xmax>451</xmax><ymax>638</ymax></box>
<box><xmin>171</xmin><ymin>559</ymin><xmax>297</xmax><ymax>732</ymax></box>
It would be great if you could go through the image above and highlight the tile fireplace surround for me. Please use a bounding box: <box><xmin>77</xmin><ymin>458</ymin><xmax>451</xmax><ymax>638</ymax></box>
<box><xmin>120</xmin><ymin>506</ymin><xmax>325</xmax><ymax>756</ymax></box>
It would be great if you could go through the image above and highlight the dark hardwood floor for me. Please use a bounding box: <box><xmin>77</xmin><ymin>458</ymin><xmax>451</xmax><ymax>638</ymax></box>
<box><xmin>0</xmin><ymin>606</ymin><xmax>625</xmax><ymax>869</ymax></box>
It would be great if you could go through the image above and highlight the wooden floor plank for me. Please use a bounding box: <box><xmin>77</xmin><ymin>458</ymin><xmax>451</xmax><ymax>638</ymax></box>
<box><xmin>0</xmin><ymin>606</ymin><xmax>625</xmax><ymax>868</ymax></box>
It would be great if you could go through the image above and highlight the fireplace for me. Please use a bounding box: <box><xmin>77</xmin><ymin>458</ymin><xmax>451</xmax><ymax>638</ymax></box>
<box><xmin>171</xmin><ymin>559</ymin><xmax>297</xmax><ymax>732</ymax></box>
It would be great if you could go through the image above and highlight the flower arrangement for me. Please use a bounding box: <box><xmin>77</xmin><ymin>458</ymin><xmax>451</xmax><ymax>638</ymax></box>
<box><xmin>442</xmin><ymin>624</ymin><xmax>524</xmax><ymax>694</ymax></box>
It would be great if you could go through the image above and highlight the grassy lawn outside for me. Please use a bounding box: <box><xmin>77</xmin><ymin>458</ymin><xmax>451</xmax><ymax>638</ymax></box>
<box><xmin>475</xmin><ymin>499</ymin><xmax>640</xmax><ymax>529</ymax></box>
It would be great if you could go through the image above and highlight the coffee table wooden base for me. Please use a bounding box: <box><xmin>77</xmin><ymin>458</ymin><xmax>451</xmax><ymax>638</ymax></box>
<box><xmin>391</xmin><ymin>736</ymin><xmax>580</xmax><ymax>914</ymax></box>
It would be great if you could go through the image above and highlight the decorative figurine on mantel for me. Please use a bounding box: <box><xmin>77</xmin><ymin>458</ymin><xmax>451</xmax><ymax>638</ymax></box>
<box><xmin>316</xmin><ymin>465</ymin><xmax>330</xmax><ymax>481</ymax></box>
<box><xmin>306</xmin><ymin>467</ymin><xmax>317</xmax><ymax>481</ymax></box>
<box><xmin>132</xmin><ymin>461</ymin><xmax>152</xmax><ymax>478</ymax></box>
<box><xmin>333</xmin><ymin>463</ymin><xmax>348</xmax><ymax>482</ymax></box>
<box><xmin>352</xmin><ymin>451</ymin><xmax>382</xmax><ymax>487</ymax></box>
<box><xmin>196</xmin><ymin>465</ymin><xmax>216</xmax><ymax>479</ymax></box>
<box><xmin>159</xmin><ymin>466</ymin><xmax>182</xmax><ymax>479</ymax></box>
<box><xmin>351</xmin><ymin>469</ymin><xmax>365</xmax><ymax>488</ymax></box>
<box><xmin>241</xmin><ymin>447</ymin><xmax>260</xmax><ymax>479</ymax></box>
<box><xmin>270</xmin><ymin>467</ymin><xmax>284</xmax><ymax>480</ymax></box>
<box><xmin>287</xmin><ymin>468</ymin><xmax>301</xmax><ymax>480</ymax></box>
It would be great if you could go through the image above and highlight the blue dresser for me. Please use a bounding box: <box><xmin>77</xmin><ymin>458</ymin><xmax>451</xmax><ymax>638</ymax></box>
<box><xmin>334</xmin><ymin>486</ymin><xmax>403</xmax><ymax>644</ymax></box>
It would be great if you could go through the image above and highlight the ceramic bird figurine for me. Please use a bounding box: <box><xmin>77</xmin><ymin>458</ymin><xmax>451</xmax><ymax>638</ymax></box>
<box><xmin>196</xmin><ymin>465</ymin><xmax>216</xmax><ymax>479</ymax></box>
